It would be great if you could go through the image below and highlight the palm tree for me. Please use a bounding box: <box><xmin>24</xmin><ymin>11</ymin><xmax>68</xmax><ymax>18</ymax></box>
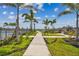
<box><xmin>3</xmin><ymin>22</ymin><xmax>16</xmax><ymax>40</ymax></box>
<box><xmin>0</xmin><ymin>27</ymin><xmax>2</xmax><ymax>40</ymax></box>
<box><xmin>43</xmin><ymin>18</ymin><xmax>50</xmax><ymax>32</ymax></box>
<box><xmin>49</xmin><ymin>19</ymin><xmax>56</xmax><ymax>31</ymax></box>
<box><xmin>33</xmin><ymin>19</ymin><xmax>38</xmax><ymax>31</ymax></box>
<box><xmin>1</xmin><ymin>3</ymin><xmax>24</xmax><ymax>41</ymax></box>
<box><xmin>2</xmin><ymin>3</ymin><xmax>34</xmax><ymax>41</ymax></box>
<box><xmin>58</xmin><ymin>3</ymin><xmax>79</xmax><ymax>40</ymax></box>
<box><xmin>22</xmin><ymin>9</ymin><xmax>35</xmax><ymax>31</ymax></box>
<box><xmin>3</xmin><ymin>22</ymin><xmax>9</xmax><ymax>40</ymax></box>
<box><xmin>8</xmin><ymin>22</ymin><xmax>16</xmax><ymax>39</ymax></box>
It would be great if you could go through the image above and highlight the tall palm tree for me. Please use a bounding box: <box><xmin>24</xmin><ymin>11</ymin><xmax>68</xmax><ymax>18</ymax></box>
<box><xmin>2</xmin><ymin>3</ymin><xmax>34</xmax><ymax>41</ymax></box>
<box><xmin>43</xmin><ymin>18</ymin><xmax>50</xmax><ymax>31</ymax></box>
<box><xmin>49</xmin><ymin>19</ymin><xmax>56</xmax><ymax>30</ymax></box>
<box><xmin>22</xmin><ymin>9</ymin><xmax>35</xmax><ymax>31</ymax></box>
<box><xmin>33</xmin><ymin>19</ymin><xmax>38</xmax><ymax>31</ymax></box>
<box><xmin>0</xmin><ymin>27</ymin><xmax>2</xmax><ymax>40</ymax></box>
<box><xmin>58</xmin><ymin>3</ymin><xmax>79</xmax><ymax>40</ymax></box>
<box><xmin>1</xmin><ymin>3</ymin><xmax>24</xmax><ymax>41</ymax></box>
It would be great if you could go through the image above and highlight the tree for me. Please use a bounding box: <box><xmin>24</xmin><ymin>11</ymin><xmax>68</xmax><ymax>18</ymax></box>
<box><xmin>0</xmin><ymin>27</ymin><xmax>2</xmax><ymax>40</ymax></box>
<box><xmin>1</xmin><ymin>3</ymin><xmax>24</xmax><ymax>41</ymax></box>
<box><xmin>58</xmin><ymin>3</ymin><xmax>79</xmax><ymax>40</ymax></box>
<box><xmin>3</xmin><ymin>22</ymin><xmax>9</xmax><ymax>40</ymax></box>
<box><xmin>22</xmin><ymin>9</ymin><xmax>36</xmax><ymax>31</ymax></box>
<box><xmin>49</xmin><ymin>19</ymin><xmax>56</xmax><ymax>31</ymax></box>
<box><xmin>2</xmin><ymin>3</ymin><xmax>34</xmax><ymax>41</ymax></box>
<box><xmin>33</xmin><ymin>19</ymin><xmax>38</xmax><ymax>31</ymax></box>
<box><xmin>43</xmin><ymin>18</ymin><xmax>50</xmax><ymax>32</ymax></box>
<box><xmin>3</xmin><ymin>22</ymin><xmax>16</xmax><ymax>40</ymax></box>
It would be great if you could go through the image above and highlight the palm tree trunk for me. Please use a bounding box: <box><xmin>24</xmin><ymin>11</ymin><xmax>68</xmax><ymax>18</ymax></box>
<box><xmin>5</xmin><ymin>28</ymin><xmax>7</xmax><ymax>40</ymax></box>
<box><xmin>34</xmin><ymin>23</ymin><xmax>35</xmax><ymax>31</ymax></box>
<box><xmin>0</xmin><ymin>29</ymin><xmax>1</xmax><ymax>40</ymax></box>
<box><xmin>46</xmin><ymin>25</ymin><xmax>48</xmax><ymax>32</ymax></box>
<box><xmin>16</xmin><ymin>3</ymin><xmax>19</xmax><ymax>42</ymax></box>
<box><xmin>52</xmin><ymin>25</ymin><xmax>55</xmax><ymax>32</ymax></box>
<box><xmin>76</xmin><ymin>11</ymin><xmax>79</xmax><ymax>40</ymax></box>
<box><xmin>30</xmin><ymin>20</ymin><xmax>32</xmax><ymax>31</ymax></box>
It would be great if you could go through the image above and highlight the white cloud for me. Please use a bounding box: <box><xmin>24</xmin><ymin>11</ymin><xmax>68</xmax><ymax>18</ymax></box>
<box><xmin>54</xmin><ymin>8</ymin><xmax>59</xmax><ymax>12</ymax></box>
<box><xmin>38</xmin><ymin>4</ymin><xmax>43</xmax><ymax>9</ymax></box>
<box><xmin>19</xmin><ymin>8</ymin><xmax>22</xmax><ymax>10</ymax></box>
<box><xmin>10</xmin><ymin>12</ymin><xmax>14</xmax><ymax>15</ymax></box>
<box><xmin>51</xmin><ymin>15</ymin><xmax>56</xmax><ymax>17</ymax></box>
<box><xmin>32</xmin><ymin>9</ymin><xmax>37</xmax><ymax>14</ymax></box>
<box><xmin>65</xmin><ymin>8</ymin><xmax>70</xmax><ymax>11</ymax></box>
<box><xmin>8</xmin><ymin>15</ymin><xmax>15</xmax><ymax>19</ymax></box>
<box><xmin>45</xmin><ymin>15</ymin><xmax>48</xmax><ymax>18</ymax></box>
<box><xmin>35</xmin><ymin>17</ymin><xmax>41</xmax><ymax>19</ymax></box>
<box><xmin>48</xmin><ymin>3</ymin><xmax>51</xmax><ymax>5</ymax></box>
<box><xmin>41</xmin><ymin>8</ymin><xmax>45</xmax><ymax>11</ymax></box>
<box><xmin>2</xmin><ymin>5</ymin><xmax>7</xmax><ymax>8</ymax></box>
<box><xmin>37</xmin><ymin>3</ymin><xmax>44</xmax><ymax>11</ymax></box>
<box><xmin>33</xmin><ymin>10</ymin><xmax>37</xmax><ymax>13</ymax></box>
<box><xmin>3</xmin><ymin>11</ymin><xmax>7</xmax><ymax>15</ymax></box>
<box><xmin>25</xmin><ymin>3</ymin><xmax>33</xmax><ymax>6</ymax></box>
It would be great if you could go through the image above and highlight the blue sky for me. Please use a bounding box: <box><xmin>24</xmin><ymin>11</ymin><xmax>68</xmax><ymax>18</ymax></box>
<box><xmin>0</xmin><ymin>3</ymin><xmax>76</xmax><ymax>29</ymax></box>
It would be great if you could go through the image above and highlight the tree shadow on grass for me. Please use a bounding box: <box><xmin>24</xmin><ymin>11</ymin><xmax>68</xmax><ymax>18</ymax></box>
<box><xmin>64</xmin><ymin>38</ymin><xmax>79</xmax><ymax>48</ymax></box>
<box><xmin>44</xmin><ymin>38</ymin><xmax>57</xmax><ymax>44</ymax></box>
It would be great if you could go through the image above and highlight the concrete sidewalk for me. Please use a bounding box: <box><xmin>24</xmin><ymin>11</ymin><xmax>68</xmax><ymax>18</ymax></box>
<box><xmin>23</xmin><ymin>32</ymin><xmax>51</xmax><ymax>56</ymax></box>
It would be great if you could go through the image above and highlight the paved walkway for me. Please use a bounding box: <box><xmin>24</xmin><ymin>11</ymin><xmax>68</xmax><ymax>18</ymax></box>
<box><xmin>23</xmin><ymin>32</ymin><xmax>51</xmax><ymax>56</ymax></box>
<box><xmin>23</xmin><ymin>35</ymin><xmax>75</xmax><ymax>38</ymax></box>
<box><xmin>43</xmin><ymin>36</ymin><xmax>75</xmax><ymax>38</ymax></box>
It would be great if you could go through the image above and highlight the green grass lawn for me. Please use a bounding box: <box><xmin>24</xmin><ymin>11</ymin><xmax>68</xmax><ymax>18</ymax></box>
<box><xmin>23</xmin><ymin>31</ymin><xmax>37</xmax><ymax>36</ymax></box>
<box><xmin>0</xmin><ymin>31</ymin><xmax>37</xmax><ymax>56</ymax></box>
<box><xmin>43</xmin><ymin>32</ymin><xmax>64</xmax><ymax>36</ymax></box>
<box><xmin>0</xmin><ymin>36</ymin><xmax>32</xmax><ymax>56</ymax></box>
<box><xmin>45</xmin><ymin>38</ymin><xmax>79</xmax><ymax>56</ymax></box>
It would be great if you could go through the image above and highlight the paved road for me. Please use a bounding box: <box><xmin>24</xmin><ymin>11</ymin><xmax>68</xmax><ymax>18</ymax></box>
<box><xmin>23</xmin><ymin>32</ymin><xmax>51</xmax><ymax>56</ymax></box>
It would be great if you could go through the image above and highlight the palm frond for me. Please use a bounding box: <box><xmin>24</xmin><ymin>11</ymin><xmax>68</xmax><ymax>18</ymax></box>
<box><xmin>49</xmin><ymin>19</ymin><xmax>56</xmax><ymax>25</ymax></box>
<box><xmin>58</xmin><ymin>10</ymin><xmax>72</xmax><ymax>17</ymax></box>
<box><xmin>33</xmin><ymin>19</ymin><xmax>38</xmax><ymax>23</ymax></box>
<box><xmin>0</xmin><ymin>3</ymin><xmax>24</xmax><ymax>8</ymax></box>
<box><xmin>0</xmin><ymin>3</ymin><xmax>16</xmax><ymax>7</ymax></box>
<box><xmin>62</xmin><ymin>3</ymin><xmax>75</xmax><ymax>10</ymax></box>
<box><xmin>62</xmin><ymin>3</ymin><xmax>79</xmax><ymax>10</ymax></box>
<box><xmin>42</xmin><ymin>18</ymin><xmax>49</xmax><ymax>25</ymax></box>
<box><xmin>22</xmin><ymin>13</ymin><xmax>29</xmax><ymax>17</ymax></box>
<box><xmin>4</xmin><ymin>22</ymin><xmax>8</xmax><ymax>26</ymax></box>
<box><xmin>20</xmin><ymin>4</ymin><xmax>33</xmax><ymax>9</ymax></box>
